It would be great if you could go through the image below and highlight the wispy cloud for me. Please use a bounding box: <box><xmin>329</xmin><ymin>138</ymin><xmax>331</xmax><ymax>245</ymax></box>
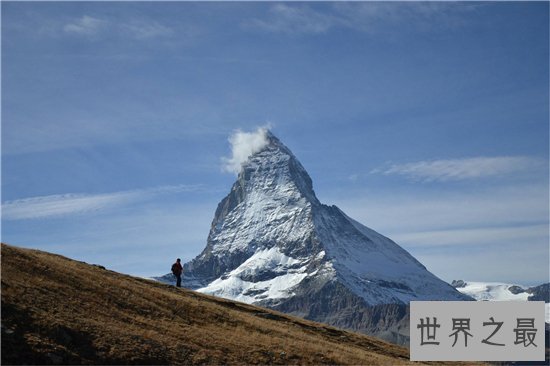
<box><xmin>333</xmin><ymin>2</ymin><xmax>479</xmax><ymax>33</ymax></box>
<box><xmin>245</xmin><ymin>4</ymin><xmax>339</xmax><ymax>35</ymax></box>
<box><xmin>372</xmin><ymin>156</ymin><xmax>545</xmax><ymax>182</ymax></box>
<box><xmin>245</xmin><ymin>2</ymin><xmax>479</xmax><ymax>35</ymax></box>
<box><xmin>2</xmin><ymin>200</ymin><xmax>216</xmax><ymax>277</ymax></box>
<box><xmin>392</xmin><ymin>223</ymin><xmax>548</xmax><ymax>282</ymax></box>
<box><xmin>332</xmin><ymin>184</ymin><xmax>548</xmax><ymax>283</ymax></box>
<box><xmin>63</xmin><ymin>15</ymin><xmax>107</xmax><ymax>36</ymax></box>
<box><xmin>391</xmin><ymin>224</ymin><xmax>548</xmax><ymax>248</ymax></box>
<box><xmin>120</xmin><ymin>21</ymin><xmax>174</xmax><ymax>40</ymax></box>
<box><xmin>414</xmin><ymin>239</ymin><xmax>548</xmax><ymax>285</ymax></box>
<box><xmin>62</xmin><ymin>15</ymin><xmax>173</xmax><ymax>40</ymax></box>
<box><xmin>337</xmin><ymin>184</ymin><xmax>548</xmax><ymax>234</ymax></box>
<box><xmin>1</xmin><ymin>185</ymin><xmax>200</xmax><ymax>220</ymax></box>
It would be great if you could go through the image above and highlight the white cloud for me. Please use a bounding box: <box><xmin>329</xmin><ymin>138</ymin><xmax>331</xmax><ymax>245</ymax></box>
<box><xmin>373</xmin><ymin>156</ymin><xmax>545</xmax><ymax>182</ymax></box>
<box><xmin>333</xmin><ymin>2</ymin><xmax>478</xmax><ymax>32</ymax></box>
<box><xmin>1</xmin><ymin>185</ymin><xmax>200</xmax><ymax>220</ymax></box>
<box><xmin>62</xmin><ymin>15</ymin><xmax>173</xmax><ymax>40</ymax></box>
<box><xmin>348</xmin><ymin>174</ymin><xmax>360</xmax><ymax>182</ymax></box>
<box><xmin>245</xmin><ymin>2</ymin><xmax>479</xmax><ymax>35</ymax></box>
<box><xmin>221</xmin><ymin>126</ymin><xmax>271</xmax><ymax>174</ymax></box>
<box><xmin>63</xmin><ymin>15</ymin><xmax>107</xmax><ymax>36</ymax></box>
<box><xmin>246</xmin><ymin>4</ymin><xmax>338</xmax><ymax>35</ymax></box>
<box><xmin>120</xmin><ymin>21</ymin><xmax>174</xmax><ymax>40</ymax></box>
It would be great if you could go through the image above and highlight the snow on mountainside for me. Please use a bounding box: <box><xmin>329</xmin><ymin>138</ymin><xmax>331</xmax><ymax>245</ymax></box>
<box><xmin>453</xmin><ymin>280</ymin><xmax>550</xmax><ymax>323</ymax></box>
<box><xmin>455</xmin><ymin>281</ymin><xmax>530</xmax><ymax>301</ymax></box>
<box><xmin>159</xmin><ymin>130</ymin><xmax>471</xmax><ymax>345</ymax></box>
<box><xmin>188</xmin><ymin>130</ymin><xmax>468</xmax><ymax>306</ymax></box>
<box><xmin>198</xmin><ymin>246</ymin><xmax>318</xmax><ymax>303</ymax></box>
<box><xmin>307</xmin><ymin>205</ymin><xmax>467</xmax><ymax>305</ymax></box>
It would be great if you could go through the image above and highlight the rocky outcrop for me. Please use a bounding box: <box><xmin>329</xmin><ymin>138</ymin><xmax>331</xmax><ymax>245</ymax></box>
<box><xmin>451</xmin><ymin>279</ymin><xmax>467</xmax><ymax>288</ymax></box>
<box><xmin>527</xmin><ymin>283</ymin><xmax>550</xmax><ymax>302</ymax></box>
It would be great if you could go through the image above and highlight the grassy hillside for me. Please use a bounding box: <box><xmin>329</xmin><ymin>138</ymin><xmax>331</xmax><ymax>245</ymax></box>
<box><xmin>1</xmin><ymin>243</ymin><xmax>448</xmax><ymax>365</ymax></box>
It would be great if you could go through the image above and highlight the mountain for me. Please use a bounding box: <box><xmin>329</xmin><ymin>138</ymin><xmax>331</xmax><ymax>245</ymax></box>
<box><xmin>1</xmin><ymin>243</ymin><xmax>419</xmax><ymax>365</ymax></box>
<box><xmin>451</xmin><ymin>280</ymin><xmax>532</xmax><ymax>301</ymax></box>
<box><xmin>165</xmin><ymin>131</ymin><xmax>470</xmax><ymax>345</ymax></box>
<box><xmin>452</xmin><ymin>280</ymin><xmax>550</xmax><ymax>323</ymax></box>
<box><xmin>452</xmin><ymin>279</ymin><xmax>550</xmax><ymax>363</ymax></box>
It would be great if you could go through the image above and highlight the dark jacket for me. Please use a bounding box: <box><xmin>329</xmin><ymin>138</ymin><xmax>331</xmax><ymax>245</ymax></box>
<box><xmin>171</xmin><ymin>262</ymin><xmax>183</xmax><ymax>276</ymax></box>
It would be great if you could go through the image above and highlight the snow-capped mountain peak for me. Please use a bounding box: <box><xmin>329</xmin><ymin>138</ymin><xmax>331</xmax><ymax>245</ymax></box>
<box><xmin>156</xmin><ymin>131</ymin><xmax>472</xmax><ymax>344</ymax></box>
<box><xmin>184</xmin><ymin>131</ymin><xmax>468</xmax><ymax>307</ymax></box>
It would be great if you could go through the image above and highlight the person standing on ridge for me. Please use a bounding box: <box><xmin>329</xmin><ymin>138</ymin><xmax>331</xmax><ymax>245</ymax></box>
<box><xmin>171</xmin><ymin>258</ymin><xmax>183</xmax><ymax>287</ymax></box>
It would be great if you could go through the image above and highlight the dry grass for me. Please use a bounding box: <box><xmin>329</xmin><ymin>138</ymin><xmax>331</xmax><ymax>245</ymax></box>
<box><xmin>1</xmin><ymin>243</ymin><xmax>474</xmax><ymax>365</ymax></box>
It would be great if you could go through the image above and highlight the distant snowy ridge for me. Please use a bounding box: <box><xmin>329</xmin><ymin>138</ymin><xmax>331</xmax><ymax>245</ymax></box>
<box><xmin>454</xmin><ymin>281</ymin><xmax>530</xmax><ymax>301</ymax></box>
<box><xmin>452</xmin><ymin>280</ymin><xmax>549</xmax><ymax>323</ymax></box>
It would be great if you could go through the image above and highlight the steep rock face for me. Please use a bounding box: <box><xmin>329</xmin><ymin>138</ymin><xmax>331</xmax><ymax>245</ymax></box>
<box><xmin>267</xmin><ymin>280</ymin><xmax>411</xmax><ymax>345</ymax></box>
<box><xmin>179</xmin><ymin>132</ymin><xmax>470</xmax><ymax>345</ymax></box>
<box><xmin>527</xmin><ymin>283</ymin><xmax>550</xmax><ymax>302</ymax></box>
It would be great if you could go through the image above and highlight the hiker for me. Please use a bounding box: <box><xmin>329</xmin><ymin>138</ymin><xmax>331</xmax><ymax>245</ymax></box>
<box><xmin>171</xmin><ymin>258</ymin><xmax>183</xmax><ymax>287</ymax></box>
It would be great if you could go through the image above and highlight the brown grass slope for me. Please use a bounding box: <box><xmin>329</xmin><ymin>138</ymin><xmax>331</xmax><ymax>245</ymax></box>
<box><xmin>1</xmin><ymin>243</ymin><xmax>451</xmax><ymax>365</ymax></box>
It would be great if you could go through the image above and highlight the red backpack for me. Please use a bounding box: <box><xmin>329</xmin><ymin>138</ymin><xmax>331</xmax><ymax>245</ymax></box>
<box><xmin>171</xmin><ymin>262</ymin><xmax>182</xmax><ymax>275</ymax></box>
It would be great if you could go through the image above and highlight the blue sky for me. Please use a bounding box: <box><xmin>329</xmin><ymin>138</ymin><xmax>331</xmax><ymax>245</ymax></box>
<box><xmin>2</xmin><ymin>2</ymin><xmax>548</xmax><ymax>285</ymax></box>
